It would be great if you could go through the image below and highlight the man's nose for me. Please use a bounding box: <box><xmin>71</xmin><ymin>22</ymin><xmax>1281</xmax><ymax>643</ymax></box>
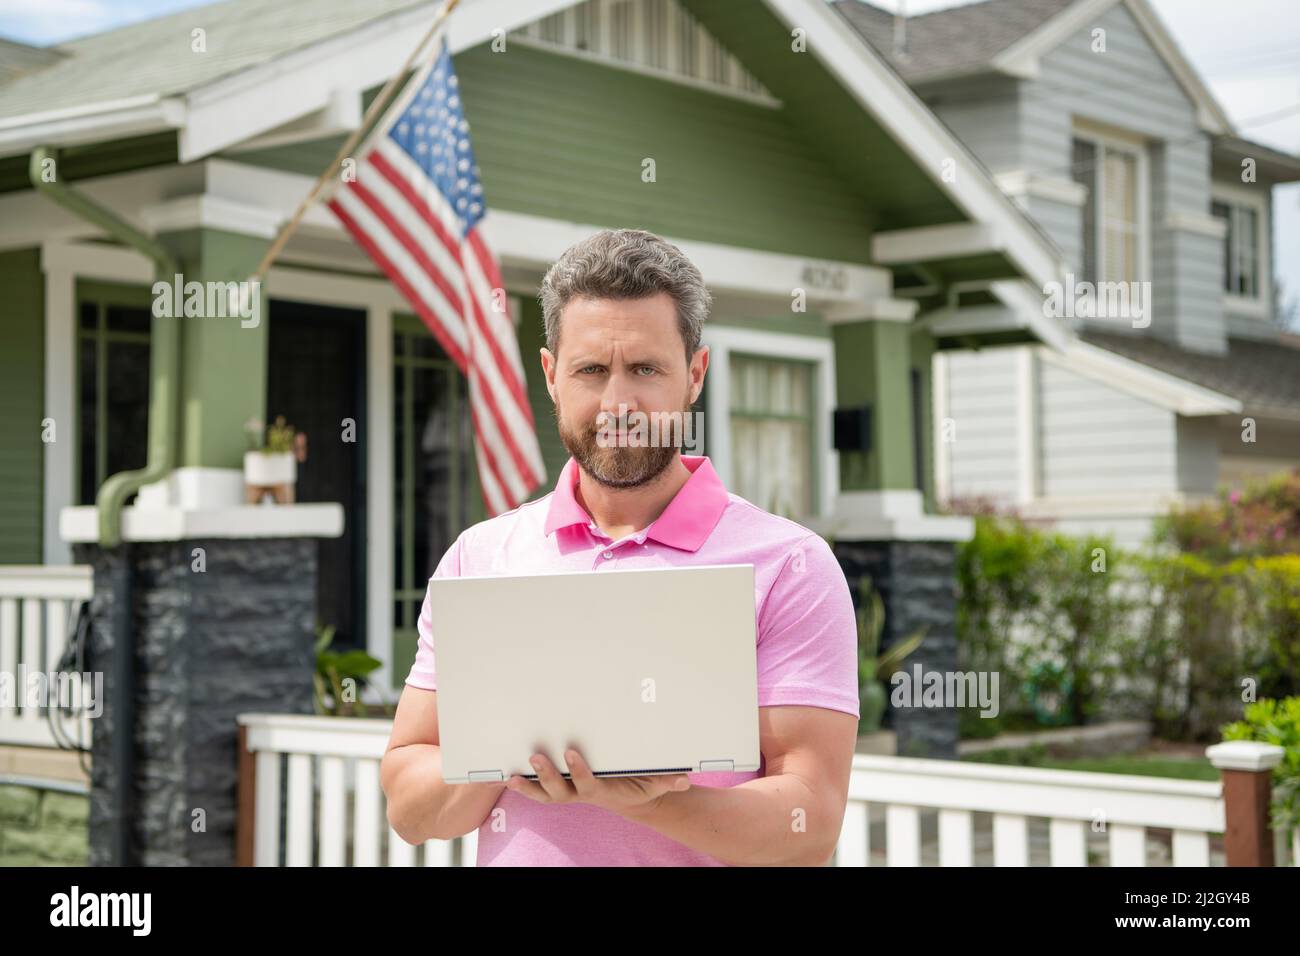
<box><xmin>599</xmin><ymin>371</ymin><xmax>641</xmax><ymax>418</ymax></box>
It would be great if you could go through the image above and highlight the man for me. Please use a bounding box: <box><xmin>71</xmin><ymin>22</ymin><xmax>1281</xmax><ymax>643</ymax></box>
<box><xmin>381</xmin><ymin>228</ymin><xmax>860</xmax><ymax>866</ymax></box>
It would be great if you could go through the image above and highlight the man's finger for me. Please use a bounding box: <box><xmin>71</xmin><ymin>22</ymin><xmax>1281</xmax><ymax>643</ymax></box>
<box><xmin>529</xmin><ymin>753</ymin><xmax>575</xmax><ymax>801</ymax></box>
<box><xmin>563</xmin><ymin>748</ymin><xmax>601</xmax><ymax>798</ymax></box>
<box><xmin>504</xmin><ymin>774</ymin><xmax>551</xmax><ymax>802</ymax></box>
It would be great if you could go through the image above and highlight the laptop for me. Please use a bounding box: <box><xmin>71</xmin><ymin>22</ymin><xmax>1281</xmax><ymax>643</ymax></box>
<box><xmin>431</xmin><ymin>563</ymin><xmax>761</xmax><ymax>784</ymax></box>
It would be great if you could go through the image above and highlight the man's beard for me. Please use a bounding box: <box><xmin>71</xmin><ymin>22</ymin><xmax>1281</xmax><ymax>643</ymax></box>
<box><xmin>555</xmin><ymin>395</ymin><xmax>691</xmax><ymax>489</ymax></box>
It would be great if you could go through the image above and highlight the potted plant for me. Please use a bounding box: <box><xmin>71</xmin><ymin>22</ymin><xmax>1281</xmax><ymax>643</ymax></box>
<box><xmin>243</xmin><ymin>415</ymin><xmax>306</xmax><ymax>504</ymax></box>
<box><xmin>313</xmin><ymin>624</ymin><xmax>392</xmax><ymax>718</ymax></box>
<box><xmin>856</xmin><ymin>576</ymin><xmax>926</xmax><ymax>737</ymax></box>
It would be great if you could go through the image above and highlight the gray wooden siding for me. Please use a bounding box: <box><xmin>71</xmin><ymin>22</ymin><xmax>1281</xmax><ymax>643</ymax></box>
<box><xmin>1175</xmin><ymin>416</ymin><xmax>1220</xmax><ymax>495</ymax></box>
<box><xmin>940</xmin><ymin>347</ymin><xmax>1022</xmax><ymax>501</ymax></box>
<box><xmin>1037</xmin><ymin>359</ymin><xmax>1177</xmax><ymax>496</ymax></box>
<box><xmin>928</xmin><ymin>2</ymin><xmax>1231</xmax><ymax>355</ymax></box>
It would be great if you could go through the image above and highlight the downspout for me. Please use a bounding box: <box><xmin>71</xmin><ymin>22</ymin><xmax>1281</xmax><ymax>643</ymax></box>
<box><xmin>30</xmin><ymin>146</ymin><xmax>182</xmax><ymax>866</ymax></box>
<box><xmin>29</xmin><ymin>146</ymin><xmax>179</xmax><ymax>547</ymax></box>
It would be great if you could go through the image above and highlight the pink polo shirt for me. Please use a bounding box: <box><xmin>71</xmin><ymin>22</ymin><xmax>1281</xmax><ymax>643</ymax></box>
<box><xmin>405</xmin><ymin>454</ymin><xmax>860</xmax><ymax>866</ymax></box>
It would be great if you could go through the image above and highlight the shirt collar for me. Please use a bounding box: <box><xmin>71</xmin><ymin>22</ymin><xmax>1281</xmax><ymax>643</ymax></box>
<box><xmin>543</xmin><ymin>455</ymin><xmax>729</xmax><ymax>552</ymax></box>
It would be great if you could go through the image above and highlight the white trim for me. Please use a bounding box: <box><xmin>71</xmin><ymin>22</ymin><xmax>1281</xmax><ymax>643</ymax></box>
<box><xmin>200</xmin><ymin>159</ymin><xmax>898</xmax><ymax>307</ymax></box>
<box><xmin>39</xmin><ymin>240</ymin><xmax>155</xmax><ymax>565</ymax></box>
<box><xmin>222</xmin><ymin>87</ymin><xmax>362</xmax><ymax>154</ymax></box>
<box><xmin>506</xmin><ymin>34</ymin><xmax>781</xmax><ymax>109</ymax></box>
<box><xmin>179</xmin><ymin>0</ymin><xmax>581</xmax><ymax>161</ymax></box>
<box><xmin>1164</xmin><ymin>211</ymin><xmax>1227</xmax><ymax>239</ymax></box>
<box><xmin>995</xmin><ymin>171</ymin><xmax>1088</xmax><ymax>208</ymax></box>
<box><xmin>140</xmin><ymin>195</ymin><xmax>284</xmax><ymax>239</ymax></box>
<box><xmin>823</xmin><ymin>298</ymin><xmax>918</xmax><ymax>324</ymax></box>
<box><xmin>699</xmin><ymin>324</ymin><xmax>837</xmax><ymax>520</ymax></box>
<box><xmin>136</xmin><ymin>467</ymin><xmax>244</xmax><ymax>509</ymax></box>
<box><xmin>932</xmin><ymin>351</ymin><xmax>951</xmax><ymax>506</ymax></box>
<box><xmin>871</xmin><ymin>222</ymin><xmax>999</xmax><ymax>264</ymax></box>
<box><xmin>923</xmin><ymin>280</ymin><xmax>1074</xmax><ymax>354</ymax></box>
<box><xmin>760</xmin><ymin>0</ymin><xmax>1067</xmax><ymax>293</ymax></box>
<box><xmin>804</xmin><ymin>490</ymin><xmax>974</xmax><ymax>542</ymax></box>
<box><xmin>60</xmin><ymin>503</ymin><xmax>344</xmax><ymax>542</ymax></box>
<box><xmin>1015</xmin><ymin>347</ymin><xmax>1037</xmax><ymax>504</ymax></box>
<box><xmin>265</xmin><ymin>265</ymin><xmax>401</xmax><ymax>690</ymax></box>
<box><xmin>1037</xmin><ymin>340</ymin><xmax>1242</xmax><ymax>416</ymax></box>
<box><xmin>1017</xmin><ymin>491</ymin><xmax>1203</xmax><ymax>519</ymax></box>
<box><xmin>0</xmin><ymin>95</ymin><xmax>185</xmax><ymax>159</ymax></box>
<box><xmin>990</xmin><ymin>0</ymin><xmax>1232</xmax><ymax>135</ymax></box>
<box><xmin>1072</xmin><ymin>121</ymin><xmax>1152</xmax><ymax>291</ymax></box>
<box><xmin>1211</xmin><ymin>181</ymin><xmax>1271</xmax><ymax>319</ymax></box>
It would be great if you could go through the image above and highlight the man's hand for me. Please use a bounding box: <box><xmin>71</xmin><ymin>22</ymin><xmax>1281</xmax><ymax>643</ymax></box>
<box><xmin>505</xmin><ymin>748</ymin><xmax>690</xmax><ymax>821</ymax></box>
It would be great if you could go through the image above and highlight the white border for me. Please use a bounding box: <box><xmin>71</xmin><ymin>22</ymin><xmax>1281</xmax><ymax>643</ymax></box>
<box><xmin>1072</xmin><ymin>120</ymin><xmax>1152</xmax><ymax>295</ymax></box>
<box><xmin>1211</xmin><ymin>180</ymin><xmax>1271</xmax><ymax>320</ymax></box>
<box><xmin>264</xmin><ymin>266</ymin><xmax>406</xmax><ymax>690</ymax></box>
<box><xmin>39</xmin><ymin>240</ymin><xmax>155</xmax><ymax>565</ymax></box>
<box><xmin>699</xmin><ymin>323</ymin><xmax>837</xmax><ymax>520</ymax></box>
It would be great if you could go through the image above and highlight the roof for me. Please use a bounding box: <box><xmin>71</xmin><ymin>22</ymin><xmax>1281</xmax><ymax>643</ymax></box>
<box><xmin>1084</xmin><ymin>329</ymin><xmax>1300</xmax><ymax>419</ymax></box>
<box><xmin>0</xmin><ymin>37</ymin><xmax>66</xmax><ymax>84</ymax></box>
<box><xmin>831</xmin><ymin>0</ymin><xmax>1077</xmax><ymax>82</ymax></box>
<box><xmin>0</xmin><ymin>0</ymin><xmax>426</xmax><ymax>119</ymax></box>
<box><xmin>833</xmin><ymin>0</ymin><xmax>1234</xmax><ymax>134</ymax></box>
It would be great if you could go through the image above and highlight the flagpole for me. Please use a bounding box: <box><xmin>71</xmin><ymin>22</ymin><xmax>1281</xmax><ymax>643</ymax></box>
<box><xmin>248</xmin><ymin>0</ymin><xmax>462</xmax><ymax>284</ymax></box>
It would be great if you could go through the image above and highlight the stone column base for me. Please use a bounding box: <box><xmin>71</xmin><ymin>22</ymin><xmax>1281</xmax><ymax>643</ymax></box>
<box><xmin>72</xmin><ymin>537</ymin><xmax>320</xmax><ymax>866</ymax></box>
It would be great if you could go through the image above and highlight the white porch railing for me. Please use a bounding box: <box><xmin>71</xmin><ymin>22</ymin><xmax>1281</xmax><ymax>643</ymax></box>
<box><xmin>238</xmin><ymin>713</ymin><xmax>1287</xmax><ymax>867</ymax></box>
<box><xmin>838</xmin><ymin>754</ymin><xmax>1225</xmax><ymax>866</ymax></box>
<box><xmin>0</xmin><ymin>565</ymin><xmax>94</xmax><ymax>749</ymax></box>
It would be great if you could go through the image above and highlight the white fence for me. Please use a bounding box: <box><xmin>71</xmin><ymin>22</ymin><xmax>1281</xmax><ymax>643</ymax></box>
<box><xmin>0</xmin><ymin>565</ymin><xmax>94</xmax><ymax>749</ymax></box>
<box><xmin>238</xmin><ymin>713</ymin><xmax>1277</xmax><ymax>867</ymax></box>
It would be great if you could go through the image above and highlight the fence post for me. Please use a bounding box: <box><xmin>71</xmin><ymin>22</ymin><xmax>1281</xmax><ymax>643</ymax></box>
<box><xmin>1206</xmin><ymin>740</ymin><xmax>1285</xmax><ymax>867</ymax></box>
<box><xmin>236</xmin><ymin>723</ymin><xmax>256</xmax><ymax>867</ymax></box>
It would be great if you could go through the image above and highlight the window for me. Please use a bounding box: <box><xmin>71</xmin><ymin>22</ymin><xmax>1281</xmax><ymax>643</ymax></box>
<box><xmin>1071</xmin><ymin>132</ymin><xmax>1146</xmax><ymax>284</ymax></box>
<box><xmin>1211</xmin><ymin>198</ymin><xmax>1261</xmax><ymax>299</ymax></box>
<box><xmin>515</xmin><ymin>0</ymin><xmax>774</xmax><ymax>102</ymax></box>
<box><xmin>392</xmin><ymin>316</ymin><xmax>475</xmax><ymax>643</ymax></box>
<box><xmin>729</xmin><ymin>354</ymin><xmax>814</xmax><ymax>519</ymax></box>
<box><xmin>77</xmin><ymin>296</ymin><xmax>152</xmax><ymax>506</ymax></box>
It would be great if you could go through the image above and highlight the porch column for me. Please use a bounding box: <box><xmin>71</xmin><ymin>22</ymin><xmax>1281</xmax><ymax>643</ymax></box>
<box><xmin>815</xmin><ymin>313</ymin><xmax>973</xmax><ymax>760</ymax></box>
<box><xmin>153</xmin><ymin>226</ymin><xmax>270</xmax><ymax>489</ymax></box>
<box><xmin>59</xmin><ymin>206</ymin><xmax>345</xmax><ymax>865</ymax></box>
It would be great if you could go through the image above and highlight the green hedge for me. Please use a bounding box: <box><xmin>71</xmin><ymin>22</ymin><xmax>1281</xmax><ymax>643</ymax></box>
<box><xmin>956</xmin><ymin>517</ymin><xmax>1300</xmax><ymax>742</ymax></box>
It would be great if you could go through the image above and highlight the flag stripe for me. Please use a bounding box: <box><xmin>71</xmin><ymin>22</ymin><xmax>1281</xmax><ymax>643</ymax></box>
<box><xmin>324</xmin><ymin>35</ymin><xmax>547</xmax><ymax>516</ymax></box>
<box><xmin>327</xmin><ymin>197</ymin><xmax>469</xmax><ymax>370</ymax></box>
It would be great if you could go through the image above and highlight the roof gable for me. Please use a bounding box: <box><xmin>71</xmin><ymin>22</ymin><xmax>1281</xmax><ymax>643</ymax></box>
<box><xmin>834</xmin><ymin>0</ymin><xmax>1232</xmax><ymax>134</ymax></box>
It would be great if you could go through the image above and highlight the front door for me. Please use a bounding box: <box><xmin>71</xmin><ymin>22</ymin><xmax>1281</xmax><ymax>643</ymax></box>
<box><xmin>391</xmin><ymin>313</ymin><xmax>480</xmax><ymax>688</ymax></box>
<box><xmin>267</xmin><ymin>299</ymin><xmax>367</xmax><ymax>653</ymax></box>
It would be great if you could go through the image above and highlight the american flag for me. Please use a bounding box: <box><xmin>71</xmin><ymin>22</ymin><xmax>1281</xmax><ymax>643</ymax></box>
<box><xmin>325</xmin><ymin>36</ymin><xmax>546</xmax><ymax>516</ymax></box>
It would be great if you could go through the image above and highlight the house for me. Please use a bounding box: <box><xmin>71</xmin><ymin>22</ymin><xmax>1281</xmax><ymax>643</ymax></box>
<box><xmin>0</xmin><ymin>0</ymin><xmax>1080</xmax><ymax>860</ymax></box>
<box><xmin>835</xmin><ymin>0</ymin><xmax>1300</xmax><ymax>547</ymax></box>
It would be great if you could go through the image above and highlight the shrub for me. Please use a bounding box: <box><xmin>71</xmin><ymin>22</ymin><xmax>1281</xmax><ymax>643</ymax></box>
<box><xmin>1221</xmin><ymin>697</ymin><xmax>1300</xmax><ymax>839</ymax></box>
<box><xmin>1156</xmin><ymin>469</ymin><xmax>1300</xmax><ymax>559</ymax></box>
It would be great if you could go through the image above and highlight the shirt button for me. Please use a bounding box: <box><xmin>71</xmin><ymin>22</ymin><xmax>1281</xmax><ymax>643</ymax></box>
<box><xmin>602</xmin><ymin>550</ymin><xmax>613</xmax><ymax>559</ymax></box>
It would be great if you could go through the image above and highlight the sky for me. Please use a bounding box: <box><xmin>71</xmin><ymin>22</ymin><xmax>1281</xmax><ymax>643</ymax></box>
<box><xmin>0</xmin><ymin>0</ymin><xmax>1296</xmax><ymax>317</ymax></box>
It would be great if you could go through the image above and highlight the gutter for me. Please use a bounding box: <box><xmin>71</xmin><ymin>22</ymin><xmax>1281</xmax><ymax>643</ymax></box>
<box><xmin>29</xmin><ymin>145</ymin><xmax>180</xmax><ymax>547</ymax></box>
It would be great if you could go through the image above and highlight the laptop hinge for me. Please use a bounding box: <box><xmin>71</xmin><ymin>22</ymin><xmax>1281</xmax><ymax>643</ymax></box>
<box><xmin>698</xmin><ymin>759</ymin><xmax>734</xmax><ymax>773</ymax></box>
<box><xmin>468</xmin><ymin>770</ymin><xmax>505</xmax><ymax>783</ymax></box>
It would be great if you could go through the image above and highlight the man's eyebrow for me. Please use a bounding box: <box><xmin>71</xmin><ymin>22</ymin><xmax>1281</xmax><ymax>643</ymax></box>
<box><xmin>566</xmin><ymin>353</ymin><xmax>670</xmax><ymax>368</ymax></box>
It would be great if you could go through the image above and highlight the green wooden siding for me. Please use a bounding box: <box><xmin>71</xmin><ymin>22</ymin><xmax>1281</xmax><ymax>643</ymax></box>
<box><xmin>234</xmin><ymin>42</ymin><xmax>878</xmax><ymax>265</ymax></box>
<box><xmin>0</xmin><ymin>248</ymin><xmax>44</xmax><ymax>563</ymax></box>
<box><xmin>516</xmin><ymin>295</ymin><xmax>571</xmax><ymax>499</ymax></box>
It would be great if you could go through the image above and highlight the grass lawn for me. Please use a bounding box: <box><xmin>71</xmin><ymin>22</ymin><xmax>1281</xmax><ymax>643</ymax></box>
<box><xmin>964</xmin><ymin>746</ymin><xmax>1220</xmax><ymax>782</ymax></box>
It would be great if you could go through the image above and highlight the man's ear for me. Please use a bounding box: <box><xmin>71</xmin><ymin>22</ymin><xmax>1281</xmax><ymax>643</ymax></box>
<box><xmin>539</xmin><ymin>347</ymin><xmax>557</xmax><ymax>403</ymax></box>
<box><xmin>689</xmin><ymin>345</ymin><xmax>710</xmax><ymax>404</ymax></box>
